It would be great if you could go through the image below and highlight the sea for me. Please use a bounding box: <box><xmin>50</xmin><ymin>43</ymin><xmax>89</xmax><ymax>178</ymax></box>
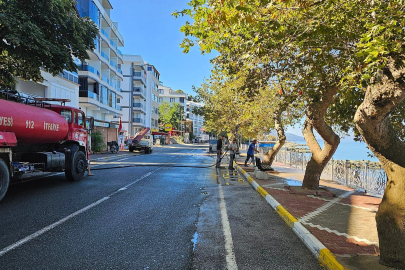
<box><xmin>290</xmin><ymin>139</ymin><xmax>379</xmax><ymax>162</ymax></box>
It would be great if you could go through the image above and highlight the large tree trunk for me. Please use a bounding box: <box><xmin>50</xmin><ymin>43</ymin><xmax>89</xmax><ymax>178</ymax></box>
<box><xmin>262</xmin><ymin>109</ymin><xmax>286</xmax><ymax>166</ymax></box>
<box><xmin>354</xmin><ymin>60</ymin><xmax>405</xmax><ymax>268</ymax></box>
<box><xmin>302</xmin><ymin>85</ymin><xmax>340</xmax><ymax>189</ymax></box>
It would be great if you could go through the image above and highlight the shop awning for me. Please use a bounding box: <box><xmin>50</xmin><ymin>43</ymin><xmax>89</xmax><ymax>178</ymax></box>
<box><xmin>152</xmin><ymin>131</ymin><xmax>168</xmax><ymax>136</ymax></box>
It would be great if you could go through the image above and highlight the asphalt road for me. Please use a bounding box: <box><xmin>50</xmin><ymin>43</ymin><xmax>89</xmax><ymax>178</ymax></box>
<box><xmin>0</xmin><ymin>144</ymin><xmax>322</xmax><ymax>269</ymax></box>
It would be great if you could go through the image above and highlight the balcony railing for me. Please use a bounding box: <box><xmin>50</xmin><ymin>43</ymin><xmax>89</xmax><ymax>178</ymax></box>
<box><xmin>133</xmin><ymin>87</ymin><xmax>145</xmax><ymax>97</ymax></box>
<box><xmin>133</xmin><ymin>118</ymin><xmax>144</xmax><ymax>124</ymax></box>
<box><xmin>101</xmin><ymin>51</ymin><xmax>109</xmax><ymax>61</ymax></box>
<box><xmin>110</xmin><ymin>39</ymin><xmax>118</xmax><ymax>50</ymax></box>
<box><xmin>110</xmin><ymin>60</ymin><xmax>117</xmax><ymax>69</ymax></box>
<box><xmin>77</xmin><ymin>65</ymin><xmax>100</xmax><ymax>77</ymax></box>
<box><xmin>133</xmin><ymin>103</ymin><xmax>144</xmax><ymax>109</ymax></box>
<box><xmin>101</xmin><ymin>28</ymin><xmax>109</xmax><ymax>38</ymax></box>
<box><xmin>79</xmin><ymin>90</ymin><xmax>99</xmax><ymax>101</ymax></box>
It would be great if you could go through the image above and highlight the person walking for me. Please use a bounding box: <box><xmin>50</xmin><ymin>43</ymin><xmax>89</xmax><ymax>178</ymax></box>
<box><xmin>216</xmin><ymin>136</ymin><xmax>225</xmax><ymax>168</ymax></box>
<box><xmin>228</xmin><ymin>139</ymin><xmax>238</xmax><ymax>170</ymax></box>
<box><xmin>245</xmin><ymin>139</ymin><xmax>259</xmax><ymax>166</ymax></box>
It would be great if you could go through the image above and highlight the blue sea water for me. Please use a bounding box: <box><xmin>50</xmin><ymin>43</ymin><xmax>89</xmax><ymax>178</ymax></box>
<box><xmin>290</xmin><ymin>140</ymin><xmax>379</xmax><ymax>162</ymax></box>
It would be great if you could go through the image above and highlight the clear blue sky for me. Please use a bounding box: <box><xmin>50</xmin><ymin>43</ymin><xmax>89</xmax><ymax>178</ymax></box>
<box><xmin>109</xmin><ymin>0</ymin><xmax>216</xmax><ymax>96</ymax></box>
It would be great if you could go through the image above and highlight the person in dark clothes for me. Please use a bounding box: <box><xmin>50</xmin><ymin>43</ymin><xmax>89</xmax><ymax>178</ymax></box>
<box><xmin>245</xmin><ymin>139</ymin><xmax>259</xmax><ymax>166</ymax></box>
<box><xmin>216</xmin><ymin>136</ymin><xmax>225</xmax><ymax>168</ymax></box>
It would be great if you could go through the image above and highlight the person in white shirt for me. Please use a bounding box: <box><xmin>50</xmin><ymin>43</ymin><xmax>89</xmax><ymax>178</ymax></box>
<box><xmin>228</xmin><ymin>139</ymin><xmax>238</xmax><ymax>170</ymax></box>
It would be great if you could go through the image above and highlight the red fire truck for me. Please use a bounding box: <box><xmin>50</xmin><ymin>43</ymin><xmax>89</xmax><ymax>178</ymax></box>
<box><xmin>0</xmin><ymin>93</ymin><xmax>89</xmax><ymax>202</ymax></box>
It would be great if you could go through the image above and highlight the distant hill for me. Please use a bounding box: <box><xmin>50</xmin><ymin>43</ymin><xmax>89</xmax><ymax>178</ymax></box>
<box><xmin>285</xmin><ymin>133</ymin><xmax>305</xmax><ymax>142</ymax></box>
<box><xmin>269</xmin><ymin>131</ymin><xmax>305</xmax><ymax>142</ymax></box>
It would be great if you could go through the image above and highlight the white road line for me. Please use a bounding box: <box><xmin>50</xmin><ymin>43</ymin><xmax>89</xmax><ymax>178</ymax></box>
<box><xmin>299</xmin><ymin>191</ymin><xmax>355</xmax><ymax>222</ymax></box>
<box><xmin>0</xmin><ymin>168</ymin><xmax>161</xmax><ymax>257</ymax></box>
<box><xmin>0</xmin><ymin>197</ymin><xmax>109</xmax><ymax>257</ymax></box>
<box><xmin>116</xmin><ymin>158</ymin><xmax>130</xmax><ymax>162</ymax></box>
<box><xmin>218</xmin><ymin>184</ymin><xmax>238</xmax><ymax>270</ymax></box>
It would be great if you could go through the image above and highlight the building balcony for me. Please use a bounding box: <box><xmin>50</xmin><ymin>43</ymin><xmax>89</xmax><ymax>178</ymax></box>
<box><xmin>133</xmin><ymin>87</ymin><xmax>146</xmax><ymax>100</ymax></box>
<box><xmin>133</xmin><ymin>71</ymin><xmax>146</xmax><ymax>86</ymax></box>
<box><xmin>110</xmin><ymin>39</ymin><xmax>118</xmax><ymax>50</ymax></box>
<box><xmin>79</xmin><ymin>90</ymin><xmax>99</xmax><ymax>101</ymax></box>
<box><xmin>101</xmin><ymin>51</ymin><xmax>109</xmax><ymax>61</ymax></box>
<box><xmin>132</xmin><ymin>118</ymin><xmax>145</xmax><ymax>124</ymax></box>
<box><xmin>101</xmin><ymin>28</ymin><xmax>109</xmax><ymax>38</ymax></box>
<box><xmin>133</xmin><ymin>103</ymin><xmax>146</xmax><ymax>114</ymax></box>
<box><xmin>117</xmin><ymin>49</ymin><xmax>123</xmax><ymax>60</ymax></box>
<box><xmin>77</xmin><ymin>64</ymin><xmax>100</xmax><ymax>78</ymax></box>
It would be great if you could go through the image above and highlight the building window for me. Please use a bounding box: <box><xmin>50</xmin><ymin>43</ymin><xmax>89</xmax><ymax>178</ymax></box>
<box><xmin>147</xmin><ymin>66</ymin><xmax>152</xmax><ymax>71</ymax></box>
<box><xmin>180</xmin><ymin>97</ymin><xmax>185</xmax><ymax>103</ymax></box>
<box><xmin>170</xmin><ymin>98</ymin><xmax>175</xmax><ymax>103</ymax></box>
<box><xmin>159</xmin><ymin>97</ymin><xmax>163</xmax><ymax>102</ymax></box>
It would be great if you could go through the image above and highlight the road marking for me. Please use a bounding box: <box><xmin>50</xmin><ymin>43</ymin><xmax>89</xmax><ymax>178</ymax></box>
<box><xmin>299</xmin><ymin>191</ymin><xmax>355</xmax><ymax>222</ymax></box>
<box><xmin>0</xmin><ymin>196</ymin><xmax>109</xmax><ymax>257</ymax></box>
<box><xmin>0</xmin><ymin>168</ymin><xmax>161</xmax><ymax>257</ymax></box>
<box><xmin>218</xmin><ymin>183</ymin><xmax>238</xmax><ymax>270</ymax></box>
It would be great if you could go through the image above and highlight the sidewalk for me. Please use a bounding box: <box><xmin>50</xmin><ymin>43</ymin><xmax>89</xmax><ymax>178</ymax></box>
<box><xmin>234</xmin><ymin>154</ymin><xmax>393</xmax><ymax>270</ymax></box>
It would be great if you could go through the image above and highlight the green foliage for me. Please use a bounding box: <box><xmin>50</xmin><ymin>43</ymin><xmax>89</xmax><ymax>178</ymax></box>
<box><xmin>175</xmin><ymin>0</ymin><xmax>405</xmax><ymax>140</ymax></box>
<box><xmin>0</xmin><ymin>0</ymin><xmax>98</xmax><ymax>89</ymax></box>
<box><xmin>91</xmin><ymin>131</ymin><xmax>105</xmax><ymax>153</ymax></box>
<box><xmin>159</xmin><ymin>101</ymin><xmax>183</xmax><ymax>129</ymax></box>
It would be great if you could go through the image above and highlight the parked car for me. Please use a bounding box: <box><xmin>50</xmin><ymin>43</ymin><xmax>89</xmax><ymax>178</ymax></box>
<box><xmin>209</xmin><ymin>139</ymin><xmax>217</xmax><ymax>153</ymax></box>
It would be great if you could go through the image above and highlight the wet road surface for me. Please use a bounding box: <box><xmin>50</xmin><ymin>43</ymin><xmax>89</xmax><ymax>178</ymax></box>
<box><xmin>0</xmin><ymin>144</ymin><xmax>321</xmax><ymax>269</ymax></box>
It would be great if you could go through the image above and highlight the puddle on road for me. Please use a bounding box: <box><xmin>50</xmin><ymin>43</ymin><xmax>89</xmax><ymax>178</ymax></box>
<box><xmin>191</xmin><ymin>231</ymin><xmax>199</xmax><ymax>251</ymax></box>
<box><xmin>283</xmin><ymin>179</ymin><xmax>302</xmax><ymax>186</ymax></box>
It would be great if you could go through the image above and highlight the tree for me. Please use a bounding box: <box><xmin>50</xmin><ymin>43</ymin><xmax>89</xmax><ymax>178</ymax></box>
<box><xmin>159</xmin><ymin>101</ymin><xmax>183</xmax><ymax>130</ymax></box>
<box><xmin>176</xmin><ymin>0</ymin><xmax>405</xmax><ymax>266</ymax></box>
<box><xmin>0</xmin><ymin>0</ymin><xmax>98</xmax><ymax>89</ymax></box>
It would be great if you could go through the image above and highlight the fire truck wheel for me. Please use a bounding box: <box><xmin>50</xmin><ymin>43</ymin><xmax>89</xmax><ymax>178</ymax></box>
<box><xmin>66</xmin><ymin>150</ymin><xmax>86</xmax><ymax>181</ymax></box>
<box><xmin>0</xmin><ymin>159</ymin><xmax>10</xmax><ymax>202</ymax></box>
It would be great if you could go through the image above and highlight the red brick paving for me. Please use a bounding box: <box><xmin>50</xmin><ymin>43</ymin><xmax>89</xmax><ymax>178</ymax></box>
<box><xmin>235</xmin><ymin>156</ymin><xmax>383</xmax><ymax>260</ymax></box>
<box><xmin>306</xmin><ymin>226</ymin><xmax>380</xmax><ymax>255</ymax></box>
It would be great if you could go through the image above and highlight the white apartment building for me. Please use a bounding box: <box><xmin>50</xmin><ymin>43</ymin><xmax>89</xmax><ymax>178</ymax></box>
<box><xmin>121</xmin><ymin>56</ymin><xmax>161</xmax><ymax>138</ymax></box>
<box><xmin>186</xmin><ymin>100</ymin><xmax>207</xmax><ymax>139</ymax></box>
<box><xmin>146</xmin><ymin>64</ymin><xmax>161</xmax><ymax>133</ymax></box>
<box><xmin>121</xmin><ymin>55</ymin><xmax>146</xmax><ymax>138</ymax></box>
<box><xmin>76</xmin><ymin>0</ymin><xmax>124</xmax><ymax>144</ymax></box>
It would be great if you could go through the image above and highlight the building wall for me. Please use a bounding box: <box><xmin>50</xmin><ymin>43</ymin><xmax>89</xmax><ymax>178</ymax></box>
<box><xmin>15</xmin><ymin>70</ymin><xmax>80</xmax><ymax>108</ymax></box>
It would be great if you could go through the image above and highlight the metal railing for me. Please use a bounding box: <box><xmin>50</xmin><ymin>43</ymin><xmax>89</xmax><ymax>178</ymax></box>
<box><xmin>101</xmin><ymin>51</ymin><xmax>109</xmax><ymax>61</ymax></box>
<box><xmin>272</xmin><ymin>148</ymin><xmax>387</xmax><ymax>197</ymax></box>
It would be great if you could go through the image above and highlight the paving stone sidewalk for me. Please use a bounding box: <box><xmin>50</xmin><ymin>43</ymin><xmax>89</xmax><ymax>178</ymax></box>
<box><xmin>234</xmin><ymin>155</ymin><xmax>395</xmax><ymax>270</ymax></box>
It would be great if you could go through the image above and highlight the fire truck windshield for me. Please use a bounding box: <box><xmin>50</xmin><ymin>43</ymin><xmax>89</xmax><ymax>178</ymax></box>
<box><xmin>60</xmin><ymin>110</ymin><xmax>72</xmax><ymax>123</ymax></box>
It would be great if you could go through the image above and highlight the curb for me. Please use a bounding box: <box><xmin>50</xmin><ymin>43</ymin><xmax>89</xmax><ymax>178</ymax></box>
<box><xmin>235</xmin><ymin>163</ymin><xmax>346</xmax><ymax>270</ymax></box>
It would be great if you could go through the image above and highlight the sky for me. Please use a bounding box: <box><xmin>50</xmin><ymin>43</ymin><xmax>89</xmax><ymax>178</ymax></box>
<box><xmin>109</xmin><ymin>0</ymin><xmax>216</xmax><ymax>96</ymax></box>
